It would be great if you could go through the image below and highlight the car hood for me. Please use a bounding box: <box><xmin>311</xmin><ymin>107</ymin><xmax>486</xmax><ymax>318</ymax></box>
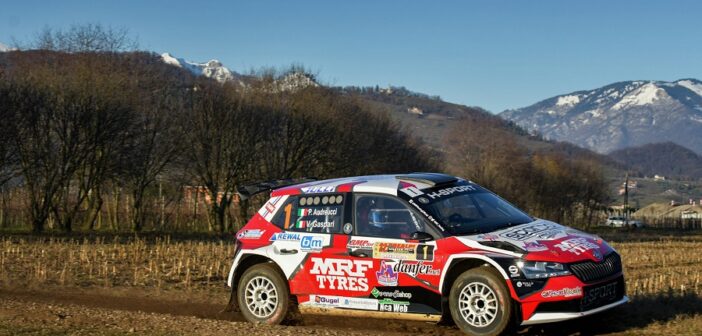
<box><xmin>459</xmin><ymin>219</ymin><xmax>614</xmax><ymax>263</ymax></box>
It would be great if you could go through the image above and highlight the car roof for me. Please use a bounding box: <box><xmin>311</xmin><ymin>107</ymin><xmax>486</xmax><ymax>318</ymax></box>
<box><xmin>271</xmin><ymin>173</ymin><xmax>465</xmax><ymax>197</ymax></box>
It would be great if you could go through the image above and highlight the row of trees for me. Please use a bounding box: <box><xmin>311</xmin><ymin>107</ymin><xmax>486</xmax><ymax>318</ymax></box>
<box><xmin>0</xmin><ymin>49</ymin><xmax>432</xmax><ymax>233</ymax></box>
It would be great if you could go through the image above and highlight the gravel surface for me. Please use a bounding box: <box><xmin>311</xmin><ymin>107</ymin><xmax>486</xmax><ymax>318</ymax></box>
<box><xmin>0</xmin><ymin>296</ymin><xmax>418</xmax><ymax>336</ymax></box>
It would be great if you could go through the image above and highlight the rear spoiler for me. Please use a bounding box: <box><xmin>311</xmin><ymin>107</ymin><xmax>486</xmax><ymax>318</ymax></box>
<box><xmin>236</xmin><ymin>178</ymin><xmax>316</xmax><ymax>201</ymax></box>
<box><xmin>396</xmin><ymin>172</ymin><xmax>458</xmax><ymax>187</ymax></box>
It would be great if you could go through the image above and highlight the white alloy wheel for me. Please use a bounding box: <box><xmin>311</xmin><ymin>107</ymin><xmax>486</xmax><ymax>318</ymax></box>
<box><xmin>458</xmin><ymin>281</ymin><xmax>499</xmax><ymax>327</ymax></box>
<box><xmin>244</xmin><ymin>276</ymin><xmax>279</xmax><ymax>318</ymax></box>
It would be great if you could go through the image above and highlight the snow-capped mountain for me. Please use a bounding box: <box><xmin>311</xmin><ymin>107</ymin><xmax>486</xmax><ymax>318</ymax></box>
<box><xmin>161</xmin><ymin>53</ymin><xmax>239</xmax><ymax>83</ymax></box>
<box><xmin>159</xmin><ymin>52</ymin><xmax>318</xmax><ymax>92</ymax></box>
<box><xmin>500</xmin><ymin>79</ymin><xmax>702</xmax><ymax>154</ymax></box>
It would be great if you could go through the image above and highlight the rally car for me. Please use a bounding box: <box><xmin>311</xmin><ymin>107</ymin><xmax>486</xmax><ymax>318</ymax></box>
<box><xmin>227</xmin><ymin>173</ymin><xmax>627</xmax><ymax>335</ymax></box>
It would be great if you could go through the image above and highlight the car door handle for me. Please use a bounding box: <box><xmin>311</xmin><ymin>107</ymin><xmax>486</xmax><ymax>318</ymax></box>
<box><xmin>349</xmin><ymin>250</ymin><xmax>369</xmax><ymax>258</ymax></box>
<box><xmin>277</xmin><ymin>248</ymin><xmax>298</xmax><ymax>255</ymax></box>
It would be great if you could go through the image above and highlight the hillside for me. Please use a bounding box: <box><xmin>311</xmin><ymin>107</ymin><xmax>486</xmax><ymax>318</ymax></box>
<box><xmin>500</xmin><ymin>79</ymin><xmax>702</xmax><ymax>154</ymax></box>
<box><xmin>339</xmin><ymin>86</ymin><xmax>525</xmax><ymax>151</ymax></box>
<box><xmin>609</xmin><ymin>142</ymin><xmax>702</xmax><ymax>180</ymax></box>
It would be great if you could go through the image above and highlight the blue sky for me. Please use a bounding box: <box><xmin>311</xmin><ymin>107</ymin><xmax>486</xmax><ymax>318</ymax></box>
<box><xmin>2</xmin><ymin>0</ymin><xmax>701</xmax><ymax>112</ymax></box>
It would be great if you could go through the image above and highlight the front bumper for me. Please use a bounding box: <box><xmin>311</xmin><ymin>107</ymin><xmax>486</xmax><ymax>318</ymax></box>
<box><xmin>521</xmin><ymin>295</ymin><xmax>628</xmax><ymax>325</ymax></box>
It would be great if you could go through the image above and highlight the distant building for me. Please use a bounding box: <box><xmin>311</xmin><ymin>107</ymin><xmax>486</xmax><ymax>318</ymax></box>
<box><xmin>407</xmin><ymin>106</ymin><xmax>424</xmax><ymax>115</ymax></box>
<box><xmin>654</xmin><ymin>175</ymin><xmax>666</xmax><ymax>181</ymax></box>
<box><xmin>618</xmin><ymin>180</ymin><xmax>637</xmax><ymax>195</ymax></box>
<box><xmin>183</xmin><ymin>186</ymin><xmax>239</xmax><ymax>205</ymax></box>
<box><xmin>682</xmin><ymin>210</ymin><xmax>701</xmax><ymax>219</ymax></box>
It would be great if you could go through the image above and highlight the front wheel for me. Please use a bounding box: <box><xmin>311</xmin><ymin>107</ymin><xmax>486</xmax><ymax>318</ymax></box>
<box><xmin>237</xmin><ymin>263</ymin><xmax>291</xmax><ymax>325</ymax></box>
<box><xmin>449</xmin><ymin>267</ymin><xmax>513</xmax><ymax>336</ymax></box>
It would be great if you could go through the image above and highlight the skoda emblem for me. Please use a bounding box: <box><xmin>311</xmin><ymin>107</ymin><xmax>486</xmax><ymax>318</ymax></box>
<box><xmin>592</xmin><ymin>249</ymin><xmax>602</xmax><ymax>261</ymax></box>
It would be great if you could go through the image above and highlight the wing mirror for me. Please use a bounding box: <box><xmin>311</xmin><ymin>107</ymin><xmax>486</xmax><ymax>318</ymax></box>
<box><xmin>409</xmin><ymin>231</ymin><xmax>434</xmax><ymax>242</ymax></box>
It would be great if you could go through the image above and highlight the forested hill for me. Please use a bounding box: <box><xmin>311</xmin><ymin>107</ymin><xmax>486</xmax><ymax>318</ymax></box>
<box><xmin>609</xmin><ymin>142</ymin><xmax>702</xmax><ymax>180</ymax></box>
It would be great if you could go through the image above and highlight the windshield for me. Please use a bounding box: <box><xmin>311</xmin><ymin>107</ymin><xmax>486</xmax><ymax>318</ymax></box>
<box><xmin>401</xmin><ymin>182</ymin><xmax>533</xmax><ymax>235</ymax></box>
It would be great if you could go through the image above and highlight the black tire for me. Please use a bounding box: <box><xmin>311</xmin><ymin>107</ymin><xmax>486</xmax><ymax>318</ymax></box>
<box><xmin>237</xmin><ymin>263</ymin><xmax>291</xmax><ymax>325</ymax></box>
<box><xmin>449</xmin><ymin>267</ymin><xmax>513</xmax><ymax>336</ymax></box>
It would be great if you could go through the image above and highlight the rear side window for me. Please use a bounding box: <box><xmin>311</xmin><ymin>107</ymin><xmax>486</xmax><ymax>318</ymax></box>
<box><xmin>272</xmin><ymin>194</ymin><xmax>345</xmax><ymax>233</ymax></box>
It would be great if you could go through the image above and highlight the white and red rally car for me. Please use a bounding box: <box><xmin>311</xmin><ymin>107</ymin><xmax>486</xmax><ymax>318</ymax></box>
<box><xmin>227</xmin><ymin>173</ymin><xmax>626</xmax><ymax>335</ymax></box>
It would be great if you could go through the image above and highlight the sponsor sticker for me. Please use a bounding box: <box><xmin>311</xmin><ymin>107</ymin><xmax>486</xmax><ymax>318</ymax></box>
<box><xmin>259</xmin><ymin>196</ymin><xmax>283</xmax><ymax>218</ymax></box>
<box><xmin>237</xmin><ymin>229</ymin><xmax>265</xmax><ymax>239</ymax></box>
<box><xmin>426</xmin><ymin>185</ymin><xmax>476</xmax><ymax>200</ymax></box>
<box><xmin>508</xmin><ymin>265</ymin><xmax>520</xmax><ymax>277</ymax></box>
<box><xmin>301</xmin><ymin>235</ymin><xmax>324</xmax><ymax>252</ymax></box>
<box><xmin>477</xmin><ymin>233</ymin><xmax>499</xmax><ymax>241</ymax></box>
<box><xmin>373</xmin><ymin>242</ymin><xmax>417</xmax><ymax>260</ymax></box>
<box><xmin>500</xmin><ymin>222</ymin><xmax>564</xmax><ymax>241</ymax></box>
<box><xmin>270</xmin><ymin>232</ymin><xmax>301</xmax><ymax>241</ymax></box>
<box><xmin>516</xmin><ymin>281</ymin><xmax>535</xmax><ymax>288</ymax></box>
<box><xmin>372</xmin><ymin>242</ymin><xmax>434</xmax><ymax>261</ymax></box>
<box><xmin>376</xmin><ymin>261</ymin><xmax>399</xmax><ymax>286</ymax></box>
<box><xmin>392</xmin><ymin>260</ymin><xmax>440</xmax><ymax>277</ymax></box>
<box><xmin>312</xmin><ymin>295</ymin><xmax>340</xmax><ymax>306</ymax></box>
<box><xmin>541</xmin><ymin>287</ymin><xmax>583</xmax><ymax>298</ymax></box>
<box><xmin>341</xmin><ymin>297</ymin><xmax>378</xmax><ymax>310</ymax></box>
<box><xmin>301</xmin><ymin>185</ymin><xmax>336</xmax><ymax>193</ymax></box>
<box><xmin>310</xmin><ymin>257</ymin><xmax>372</xmax><ymax>292</ymax></box>
<box><xmin>378</xmin><ymin>298</ymin><xmax>410</xmax><ymax>313</ymax></box>
<box><xmin>523</xmin><ymin>241</ymin><xmax>549</xmax><ymax>252</ymax></box>
<box><xmin>347</xmin><ymin>239</ymin><xmax>373</xmax><ymax>249</ymax></box>
<box><xmin>554</xmin><ymin>238</ymin><xmax>599</xmax><ymax>256</ymax></box>
<box><xmin>371</xmin><ymin>287</ymin><xmax>412</xmax><ymax>299</ymax></box>
<box><xmin>343</xmin><ymin>223</ymin><xmax>353</xmax><ymax>234</ymax></box>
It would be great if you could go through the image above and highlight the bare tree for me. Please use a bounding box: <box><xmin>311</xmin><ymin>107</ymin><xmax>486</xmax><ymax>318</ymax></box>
<box><xmin>0</xmin><ymin>83</ymin><xmax>19</xmax><ymax>187</ymax></box>
<box><xmin>33</xmin><ymin>23</ymin><xmax>138</xmax><ymax>52</ymax></box>
<box><xmin>181</xmin><ymin>84</ymin><xmax>264</xmax><ymax>232</ymax></box>
<box><xmin>124</xmin><ymin>94</ymin><xmax>181</xmax><ymax>232</ymax></box>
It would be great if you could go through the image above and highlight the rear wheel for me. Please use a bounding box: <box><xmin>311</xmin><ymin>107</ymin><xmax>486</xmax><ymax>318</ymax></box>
<box><xmin>238</xmin><ymin>263</ymin><xmax>291</xmax><ymax>325</ymax></box>
<box><xmin>449</xmin><ymin>267</ymin><xmax>513</xmax><ymax>336</ymax></box>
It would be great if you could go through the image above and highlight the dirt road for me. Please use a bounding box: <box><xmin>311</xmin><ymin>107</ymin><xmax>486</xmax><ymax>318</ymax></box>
<box><xmin>0</xmin><ymin>287</ymin><xmax>693</xmax><ymax>335</ymax></box>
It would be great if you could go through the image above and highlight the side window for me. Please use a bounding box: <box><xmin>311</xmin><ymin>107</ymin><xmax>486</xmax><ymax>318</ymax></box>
<box><xmin>277</xmin><ymin>194</ymin><xmax>344</xmax><ymax>233</ymax></box>
<box><xmin>354</xmin><ymin>194</ymin><xmax>427</xmax><ymax>239</ymax></box>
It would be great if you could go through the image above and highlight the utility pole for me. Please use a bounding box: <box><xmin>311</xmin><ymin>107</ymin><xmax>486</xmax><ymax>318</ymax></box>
<box><xmin>624</xmin><ymin>173</ymin><xmax>629</xmax><ymax>225</ymax></box>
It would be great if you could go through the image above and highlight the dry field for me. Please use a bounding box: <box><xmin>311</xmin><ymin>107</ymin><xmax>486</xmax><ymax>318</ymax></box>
<box><xmin>1</xmin><ymin>232</ymin><xmax>702</xmax><ymax>335</ymax></box>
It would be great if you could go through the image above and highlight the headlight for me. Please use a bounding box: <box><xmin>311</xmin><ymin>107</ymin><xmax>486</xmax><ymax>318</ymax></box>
<box><xmin>517</xmin><ymin>261</ymin><xmax>571</xmax><ymax>279</ymax></box>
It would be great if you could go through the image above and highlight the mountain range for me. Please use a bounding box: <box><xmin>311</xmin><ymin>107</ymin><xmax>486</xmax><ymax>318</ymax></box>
<box><xmin>6</xmin><ymin>43</ymin><xmax>695</xmax><ymax>172</ymax></box>
<box><xmin>500</xmin><ymin>79</ymin><xmax>702</xmax><ymax>154</ymax></box>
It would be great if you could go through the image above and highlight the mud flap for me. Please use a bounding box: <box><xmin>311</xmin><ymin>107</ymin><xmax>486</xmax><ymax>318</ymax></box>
<box><xmin>283</xmin><ymin>295</ymin><xmax>304</xmax><ymax>326</ymax></box>
<box><xmin>222</xmin><ymin>286</ymin><xmax>240</xmax><ymax>313</ymax></box>
<box><xmin>436</xmin><ymin>296</ymin><xmax>455</xmax><ymax>326</ymax></box>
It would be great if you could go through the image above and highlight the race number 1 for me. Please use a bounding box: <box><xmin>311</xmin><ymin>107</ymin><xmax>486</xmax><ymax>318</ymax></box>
<box><xmin>415</xmin><ymin>245</ymin><xmax>434</xmax><ymax>261</ymax></box>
